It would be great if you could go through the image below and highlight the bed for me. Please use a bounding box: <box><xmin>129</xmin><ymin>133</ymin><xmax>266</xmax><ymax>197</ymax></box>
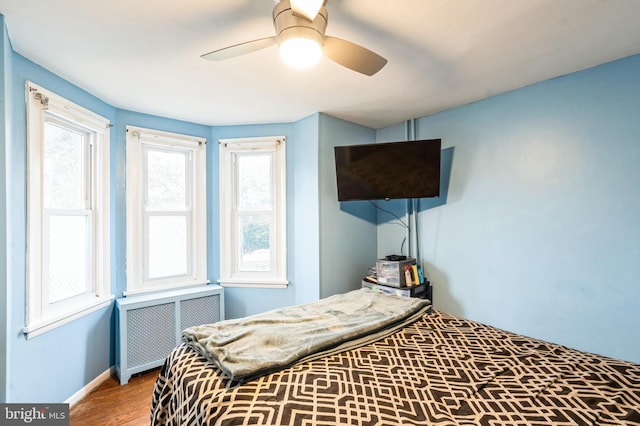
<box><xmin>151</xmin><ymin>289</ymin><xmax>640</xmax><ymax>425</ymax></box>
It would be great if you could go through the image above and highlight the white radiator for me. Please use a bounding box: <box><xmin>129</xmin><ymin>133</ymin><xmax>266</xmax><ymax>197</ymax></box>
<box><xmin>115</xmin><ymin>285</ymin><xmax>224</xmax><ymax>384</ymax></box>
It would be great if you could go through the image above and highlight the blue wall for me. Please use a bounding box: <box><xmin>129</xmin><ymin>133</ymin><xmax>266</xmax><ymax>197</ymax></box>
<box><xmin>292</xmin><ymin>114</ymin><xmax>322</xmax><ymax>305</ymax></box>
<box><xmin>318</xmin><ymin>114</ymin><xmax>377</xmax><ymax>298</ymax></box>
<box><xmin>378</xmin><ymin>55</ymin><xmax>640</xmax><ymax>363</ymax></box>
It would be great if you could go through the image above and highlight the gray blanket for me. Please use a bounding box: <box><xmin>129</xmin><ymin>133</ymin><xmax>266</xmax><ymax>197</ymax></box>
<box><xmin>182</xmin><ymin>288</ymin><xmax>431</xmax><ymax>382</ymax></box>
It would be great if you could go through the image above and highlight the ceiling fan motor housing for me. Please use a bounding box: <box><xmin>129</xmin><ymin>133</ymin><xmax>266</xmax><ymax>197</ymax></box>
<box><xmin>273</xmin><ymin>0</ymin><xmax>328</xmax><ymax>48</ymax></box>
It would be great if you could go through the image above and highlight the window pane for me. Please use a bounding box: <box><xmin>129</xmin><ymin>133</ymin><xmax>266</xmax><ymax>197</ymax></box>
<box><xmin>47</xmin><ymin>215</ymin><xmax>89</xmax><ymax>303</ymax></box>
<box><xmin>148</xmin><ymin>215</ymin><xmax>188</xmax><ymax>279</ymax></box>
<box><xmin>146</xmin><ymin>149</ymin><xmax>187</xmax><ymax>211</ymax></box>
<box><xmin>237</xmin><ymin>153</ymin><xmax>271</xmax><ymax>211</ymax></box>
<box><xmin>239</xmin><ymin>214</ymin><xmax>271</xmax><ymax>272</ymax></box>
<box><xmin>43</xmin><ymin>121</ymin><xmax>85</xmax><ymax>209</ymax></box>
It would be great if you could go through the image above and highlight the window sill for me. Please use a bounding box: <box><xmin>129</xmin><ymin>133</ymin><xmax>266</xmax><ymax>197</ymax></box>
<box><xmin>218</xmin><ymin>278</ymin><xmax>289</xmax><ymax>289</ymax></box>
<box><xmin>23</xmin><ymin>295</ymin><xmax>115</xmax><ymax>340</ymax></box>
<box><xmin>123</xmin><ymin>280</ymin><xmax>211</xmax><ymax>297</ymax></box>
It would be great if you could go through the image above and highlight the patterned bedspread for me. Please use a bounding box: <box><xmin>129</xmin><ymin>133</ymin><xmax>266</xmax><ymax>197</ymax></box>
<box><xmin>151</xmin><ymin>310</ymin><xmax>640</xmax><ymax>425</ymax></box>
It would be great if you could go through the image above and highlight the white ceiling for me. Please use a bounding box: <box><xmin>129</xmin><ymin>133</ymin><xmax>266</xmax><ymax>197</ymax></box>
<box><xmin>2</xmin><ymin>0</ymin><xmax>640</xmax><ymax>129</ymax></box>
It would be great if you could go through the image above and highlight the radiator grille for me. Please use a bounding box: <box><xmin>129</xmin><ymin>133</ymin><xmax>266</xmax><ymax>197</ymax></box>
<box><xmin>116</xmin><ymin>285</ymin><xmax>224</xmax><ymax>384</ymax></box>
<box><xmin>126</xmin><ymin>302</ymin><xmax>176</xmax><ymax>368</ymax></box>
<box><xmin>180</xmin><ymin>295</ymin><xmax>220</xmax><ymax>330</ymax></box>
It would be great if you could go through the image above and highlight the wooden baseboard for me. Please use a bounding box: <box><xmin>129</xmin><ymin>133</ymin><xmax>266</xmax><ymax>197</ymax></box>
<box><xmin>65</xmin><ymin>366</ymin><xmax>115</xmax><ymax>407</ymax></box>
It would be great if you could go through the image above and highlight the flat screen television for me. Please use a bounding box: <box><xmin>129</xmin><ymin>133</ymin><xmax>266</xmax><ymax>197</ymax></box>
<box><xmin>334</xmin><ymin>139</ymin><xmax>441</xmax><ymax>201</ymax></box>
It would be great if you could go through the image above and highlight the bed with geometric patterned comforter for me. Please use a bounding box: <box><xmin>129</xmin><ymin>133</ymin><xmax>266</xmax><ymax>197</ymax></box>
<box><xmin>151</xmin><ymin>309</ymin><xmax>640</xmax><ymax>425</ymax></box>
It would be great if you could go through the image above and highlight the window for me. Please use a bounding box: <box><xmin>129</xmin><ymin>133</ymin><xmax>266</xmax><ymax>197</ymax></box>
<box><xmin>219</xmin><ymin>136</ymin><xmax>287</xmax><ymax>287</ymax></box>
<box><xmin>126</xmin><ymin>126</ymin><xmax>207</xmax><ymax>294</ymax></box>
<box><xmin>25</xmin><ymin>82</ymin><xmax>112</xmax><ymax>338</ymax></box>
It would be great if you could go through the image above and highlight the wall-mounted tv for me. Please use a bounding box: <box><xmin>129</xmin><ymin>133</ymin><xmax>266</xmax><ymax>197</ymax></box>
<box><xmin>334</xmin><ymin>139</ymin><xmax>441</xmax><ymax>201</ymax></box>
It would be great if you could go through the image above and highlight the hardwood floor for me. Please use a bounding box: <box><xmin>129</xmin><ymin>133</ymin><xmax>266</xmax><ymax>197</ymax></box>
<box><xmin>69</xmin><ymin>368</ymin><xmax>160</xmax><ymax>426</ymax></box>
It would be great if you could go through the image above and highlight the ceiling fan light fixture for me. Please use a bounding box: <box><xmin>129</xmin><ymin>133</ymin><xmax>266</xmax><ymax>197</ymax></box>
<box><xmin>279</xmin><ymin>38</ymin><xmax>322</xmax><ymax>68</ymax></box>
<box><xmin>278</xmin><ymin>27</ymin><xmax>323</xmax><ymax>69</ymax></box>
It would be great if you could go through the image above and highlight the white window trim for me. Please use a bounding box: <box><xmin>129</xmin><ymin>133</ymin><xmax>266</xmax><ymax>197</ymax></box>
<box><xmin>125</xmin><ymin>126</ymin><xmax>208</xmax><ymax>296</ymax></box>
<box><xmin>24</xmin><ymin>81</ymin><xmax>113</xmax><ymax>339</ymax></box>
<box><xmin>218</xmin><ymin>136</ymin><xmax>288</xmax><ymax>288</ymax></box>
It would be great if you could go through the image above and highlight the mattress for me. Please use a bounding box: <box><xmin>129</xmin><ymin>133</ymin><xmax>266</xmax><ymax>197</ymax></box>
<box><xmin>151</xmin><ymin>310</ymin><xmax>640</xmax><ymax>425</ymax></box>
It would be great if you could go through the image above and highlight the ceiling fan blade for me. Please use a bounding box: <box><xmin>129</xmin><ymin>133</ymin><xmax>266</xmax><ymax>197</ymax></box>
<box><xmin>290</xmin><ymin>0</ymin><xmax>325</xmax><ymax>22</ymax></box>
<box><xmin>201</xmin><ymin>36</ymin><xmax>277</xmax><ymax>61</ymax></box>
<box><xmin>323</xmin><ymin>36</ymin><xmax>387</xmax><ymax>76</ymax></box>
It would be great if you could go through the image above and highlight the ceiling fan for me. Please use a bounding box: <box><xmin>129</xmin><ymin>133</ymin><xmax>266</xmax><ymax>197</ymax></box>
<box><xmin>201</xmin><ymin>0</ymin><xmax>387</xmax><ymax>76</ymax></box>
